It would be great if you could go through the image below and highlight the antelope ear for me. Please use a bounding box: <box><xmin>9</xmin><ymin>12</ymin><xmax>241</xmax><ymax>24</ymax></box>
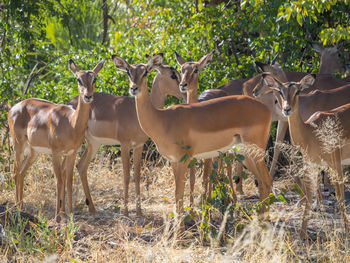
<box><xmin>271</xmin><ymin>53</ymin><xmax>279</xmax><ymax>65</ymax></box>
<box><xmin>147</xmin><ymin>53</ymin><xmax>164</xmax><ymax>71</ymax></box>
<box><xmin>69</xmin><ymin>59</ymin><xmax>78</xmax><ymax>74</ymax></box>
<box><xmin>336</xmin><ymin>42</ymin><xmax>343</xmax><ymax>51</ymax></box>
<box><xmin>112</xmin><ymin>55</ymin><xmax>131</xmax><ymax>72</ymax></box>
<box><xmin>312</xmin><ymin>43</ymin><xmax>323</xmax><ymax>54</ymax></box>
<box><xmin>175</xmin><ymin>51</ymin><xmax>186</xmax><ymax>66</ymax></box>
<box><xmin>198</xmin><ymin>51</ymin><xmax>214</xmax><ymax>70</ymax></box>
<box><xmin>255</xmin><ymin>61</ymin><xmax>269</xmax><ymax>72</ymax></box>
<box><xmin>299</xmin><ymin>73</ymin><xmax>316</xmax><ymax>91</ymax></box>
<box><xmin>261</xmin><ymin>72</ymin><xmax>281</xmax><ymax>91</ymax></box>
<box><xmin>93</xmin><ymin>59</ymin><xmax>105</xmax><ymax>74</ymax></box>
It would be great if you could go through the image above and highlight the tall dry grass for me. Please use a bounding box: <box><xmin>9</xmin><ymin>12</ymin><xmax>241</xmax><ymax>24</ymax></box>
<box><xmin>0</xmin><ymin>127</ymin><xmax>349</xmax><ymax>262</ymax></box>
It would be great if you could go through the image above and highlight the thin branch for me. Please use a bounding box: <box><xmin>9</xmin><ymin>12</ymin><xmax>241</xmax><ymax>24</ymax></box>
<box><xmin>23</xmin><ymin>62</ymin><xmax>39</xmax><ymax>96</ymax></box>
<box><xmin>56</xmin><ymin>0</ymin><xmax>74</xmax><ymax>46</ymax></box>
<box><xmin>107</xmin><ymin>15</ymin><xmax>115</xmax><ymax>24</ymax></box>
<box><xmin>1</xmin><ymin>3</ymin><xmax>9</xmax><ymax>50</ymax></box>
<box><xmin>231</xmin><ymin>43</ymin><xmax>246</xmax><ymax>79</ymax></box>
<box><xmin>23</xmin><ymin>63</ymin><xmax>48</xmax><ymax>97</ymax></box>
<box><xmin>101</xmin><ymin>0</ymin><xmax>108</xmax><ymax>45</ymax></box>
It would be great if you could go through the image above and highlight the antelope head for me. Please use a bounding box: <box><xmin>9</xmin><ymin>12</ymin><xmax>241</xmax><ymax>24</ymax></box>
<box><xmin>112</xmin><ymin>54</ymin><xmax>164</xmax><ymax>96</ymax></box>
<box><xmin>312</xmin><ymin>43</ymin><xmax>346</xmax><ymax>74</ymax></box>
<box><xmin>175</xmin><ymin>51</ymin><xmax>214</xmax><ymax>93</ymax></box>
<box><xmin>146</xmin><ymin>53</ymin><xmax>186</xmax><ymax>102</ymax></box>
<box><xmin>253</xmin><ymin>61</ymin><xmax>288</xmax><ymax>98</ymax></box>
<box><xmin>262</xmin><ymin>73</ymin><xmax>316</xmax><ymax>117</ymax></box>
<box><xmin>69</xmin><ymin>59</ymin><xmax>105</xmax><ymax>103</ymax></box>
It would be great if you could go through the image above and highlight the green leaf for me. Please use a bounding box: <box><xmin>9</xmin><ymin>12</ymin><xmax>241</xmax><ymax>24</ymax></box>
<box><xmin>296</xmin><ymin>13</ymin><xmax>303</xmax><ymax>26</ymax></box>
<box><xmin>268</xmin><ymin>193</ymin><xmax>276</xmax><ymax>205</ymax></box>
<box><xmin>188</xmin><ymin>158</ymin><xmax>197</xmax><ymax>168</ymax></box>
<box><xmin>236</xmin><ymin>154</ymin><xmax>245</xmax><ymax>162</ymax></box>
<box><xmin>292</xmin><ymin>184</ymin><xmax>303</xmax><ymax>196</ymax></box>
<box><xmin>11</xmin><ymin>238</ymin><xmax>20</xmax><ymax>244</ymax></box>
<box><xmin>180</xmin><ymin>153</ymin><xmax>189</xmax><ymax>163</ymax></box>
<box><xmin>286</xmin><ymin>8</ymin><xmax>292</xmax><ymax>22</ymax></box>
<box><xmin>278</xmin><ymin>193</ymin><xmax>286</xmax><ymax>202</ymax></box>
<box><xmin>241</xmin><ymin>171</ymin><xmax>248</xmax><ymax>180</ymax></box>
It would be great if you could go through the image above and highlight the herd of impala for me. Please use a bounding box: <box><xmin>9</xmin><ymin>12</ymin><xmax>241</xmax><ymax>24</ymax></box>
<box><xmin>7</xmin><ymin>44</ymin><xmax>350</xmax><ymax>238</ymax></box>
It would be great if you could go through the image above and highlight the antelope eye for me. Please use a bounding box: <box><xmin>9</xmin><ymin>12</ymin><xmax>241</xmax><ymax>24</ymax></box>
<box><xmin>193</xmin><ymin>68</ymin><xmax>198</xmax><ymax>73</ymax></box>
<box><xmin>93</xmin><ymin>78</ymin><xmax>97</xmax><ymax>83</ymax></box>
<box><xmin>171</xmin><ymin>72</ymin><xmax>177</xmax><ymax>79</ymax></box>
<box><xmin>77</xmin><ymin>78</ymin><xmax>83</xmax><ymax>85</ymax></box>
<box><xmin>143</xmin><ymin>70</ymin><xmax>148</xmax><ymax>77</ymax></box>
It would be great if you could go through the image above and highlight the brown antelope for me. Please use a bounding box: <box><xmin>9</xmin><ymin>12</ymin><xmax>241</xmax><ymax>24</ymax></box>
<box><xmin>8</xmin><ymin>59</ymin><xmax>104</xmax><ymax>222</ymax></box>
<box><xmin>312</xmin><ymin>43</ymin><xmax>347</xmax><ymax>75</ymax></box>
<box><xmin>246</xmin><ymin>45</ymin><xmax>349</xmax><ymax>178</ymax></box>
<box><xmin>112</xmin><ymin>53</ymin><xmax>272</xmax><ymax>220</ymax></box>
<box><xmin>262</xmin><ymin>73</ymin><xmax>350</xmax><ymax>238</ymax></box>
<box><xmin>68</xmin><ymin>56</ymin><xmax>185</xmax><ymax>216</ymax></box>
<box><xmin>175</xmin><ymin>51</ymin><xmax>240</xmax><ymax>202</ymax></box>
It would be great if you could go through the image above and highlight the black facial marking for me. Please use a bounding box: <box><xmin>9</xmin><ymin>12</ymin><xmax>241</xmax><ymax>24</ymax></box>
<box><xmin>143</xmin><ymin>70</ymin><xmax>148</xmax><ymax>77</ymax></box>
<box><xmin>171</xmin><ymin>72</ymin><xmax>177</xmax><ymax>79</ymax></box>
<box><xmin>86</xmin><ymin>198</ymin><xmax>89</xmax><ymax>206</ymax></box>
<box><xmin>278</xmin><ymin>90</ymin><xmax>284</xmax><ymax>98</ymax></box>
<box><xmin>235</xmin><ymin>177</ymin><xmax>240</xmax><ymax>184</ymax></box>
<box><xmin>254</xmin><ymin>179</ymin><xmax>259</xmax><ymax>187</ymax></box>
<box><xmin>77</xmin><ymin>78</ymin><xmax>83</xmax><ymax>85</ymax></box>
<box><xmin>193</xmin><ymin>67</ymin><xmax>198</xmax><ymax>73</ymax></box>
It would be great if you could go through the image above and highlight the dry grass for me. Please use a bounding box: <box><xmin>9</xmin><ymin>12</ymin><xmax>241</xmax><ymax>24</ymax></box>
<box><xmin>0</xmin><ymin>134</ymin><xmax>350</xmax><ymax>262</ymax></box>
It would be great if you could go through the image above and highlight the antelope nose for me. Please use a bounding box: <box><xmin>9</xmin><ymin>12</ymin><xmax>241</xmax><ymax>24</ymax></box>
<box><xmin>179</xmin><ymin>83</ymin><xmax>187</xmax><ymax>92</ymax></box>
<box><xmin>283</xmin><ymin>107</ymin><xmax>291</xmax><ymax>116</ymax></box>
<box><xmin>84</xmin><ymin>95</ymin><xmax>93</xmax><ymax>103</ymax></box>
<box><xmin>130</xmin><ymin>86</ymin><xmax>139</xmax><ymax>95</ymax></box>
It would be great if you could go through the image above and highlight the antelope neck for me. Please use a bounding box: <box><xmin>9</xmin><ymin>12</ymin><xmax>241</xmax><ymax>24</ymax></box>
<box><xmin>134</xmin><ymin>81</ymin><xmax>165</xmax><ymax>140</ymax></box>
<box><xmin>70</xmin><ymin>95</ymin><xmax>91</xmax><ymax>137</ymax></box>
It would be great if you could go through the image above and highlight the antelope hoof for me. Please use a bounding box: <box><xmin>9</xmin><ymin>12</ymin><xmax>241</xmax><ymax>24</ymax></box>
<box><xmin>55</xmin><ymin>213</ymin><xmax>67</xmax><ymax>223</ymax></box>
<box><xmin>89</xmin><ymin>206</ymin><xmax>97</xmax><ymax>214</ymax></box>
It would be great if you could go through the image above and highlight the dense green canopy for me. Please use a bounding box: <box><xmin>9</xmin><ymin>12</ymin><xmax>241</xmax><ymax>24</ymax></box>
<box><xmin>0</xmin><ymin>0</ymin><xmax>349</xmax><ymax>128</ymax></box>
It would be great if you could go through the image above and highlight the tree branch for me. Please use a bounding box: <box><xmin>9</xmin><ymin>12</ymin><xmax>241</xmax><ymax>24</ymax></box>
<box><xmin>1</xmin><ymin>3</ymin><xmax>9</xmax><ymax>50</ymax></box>
<box><xmin>101</xmin><ymin>0</ymin><xmax>108</xmax><ymax>45</ymax></box>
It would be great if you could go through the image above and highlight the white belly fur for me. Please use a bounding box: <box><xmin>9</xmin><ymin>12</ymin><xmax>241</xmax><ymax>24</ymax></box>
<box><xmin>86</xmin><ymin>132</ymin><xmax>141</xmax><ymax>148</ymax></box>
<box><xmin>32</xmin><ymin>147</ymin><xmax>74</xmax><ymax>156</ymax></box>
<box><xmin>193</xmin><ymin>143</ymin><xmax>238</xmax><ymax>159</ymax></box>
<box><xmin>86</xmin><ymin>132</ymin><xmax>121</xmax><ymax>145</ymax></box>
<box><xmin>32</xmin><ymin>146</ymin><xmax>52</xmax><ymax>154</ymax></box>
<box><xmin>341</xmin><ymin>158</ymin><xmax>350</xmax><ymax>165</ymax></box>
